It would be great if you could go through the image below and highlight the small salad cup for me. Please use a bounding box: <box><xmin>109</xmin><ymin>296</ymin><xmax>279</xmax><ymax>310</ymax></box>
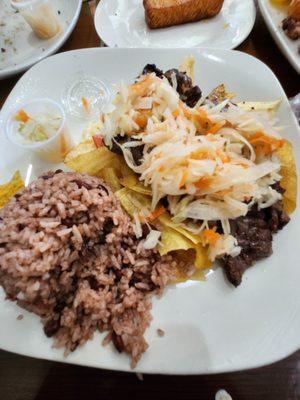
<box><xmin>10</xmin><ymin>0</ymin><xmax>60</xmax><ymax>39</ymax></box>
<box><xmin>6</xmin><ymin>98</ymin><xmax>73</xmax><ymax>163</ymax></box>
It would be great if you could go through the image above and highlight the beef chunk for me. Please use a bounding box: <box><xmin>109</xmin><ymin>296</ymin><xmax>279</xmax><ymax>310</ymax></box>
<box><xmin>142</xmin><ymin>64</ymin><xmax>164</xmax><ymax>78</ymax></box>
<box><xmin>164</xmin><ymin>68</ymin><xmax>202</xmax><ymax>107</ymax></box>
<box><xmin>267</xmin><ymin>201</ymin><xmax>290</xmax><ymax>233</ymax></box>
<box><xmin>222</xmin><ymin>253</ymin><xmax>252</xmax><ymax>287</ymax></box>
<box><xmin>272</xmin><ymin>181</ymin><xmax>285</xmax><ymax>195</ymax></box>
<box><xmin>110</xmin><ymin>134</ymin><xmax>144</xmax><ymax>166</ymax></box>
<box><xmin>165</xmin><ymin>68</ymin><xmax>191</xmax><ymax>92</ymax></box>
<box><xmin>142</xmin><ymin>64</ymin><xmax>202</xmax><ymax>107</ymax></box>
<box><xmin>222</xmin><ymin>184</ymin><xmax>289</xmax><ymax>286</ymax></box>
<box><xmin>184</xmin><ymin>86</ymin><xmax>202</xmax><ymax>108</ymax></box>
<box><xmin>110</xmin><ymin>134</ymin><xmax>125</xmax><ymax>155</ymax></box>
<box><xmin>141</xmin><ymin>223</ymin><xmax>150</xmax><ymax>237</ymax></box>
<box><xmin>223</xmin><ymin>213</ymin><xmax>273</xmax><ymax>286</ymax></box>
<box><xmin>130</xmin><ymin>144</ymin><xmax>144</xmax><ymax>166</ymax></box>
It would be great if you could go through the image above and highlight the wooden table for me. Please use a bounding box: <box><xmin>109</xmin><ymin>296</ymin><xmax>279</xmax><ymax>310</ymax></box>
<box><xmin>0</xmin><ymin>2</ymin><xmax>299</xmax><ymax>400</ymax></box>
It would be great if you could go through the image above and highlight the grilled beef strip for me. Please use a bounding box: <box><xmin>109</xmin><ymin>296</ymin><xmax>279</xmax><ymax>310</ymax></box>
<box><xmin>221</xmin><ymin>184</ymin><xmax>290</xmax><ymax>286</ymax></box>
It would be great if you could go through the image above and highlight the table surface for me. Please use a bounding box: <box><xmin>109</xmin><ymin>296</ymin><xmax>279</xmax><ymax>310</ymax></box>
<box><xmin>0</xmin><ymin>2</ymin><xmax>299</xmax><ymax>400</ymax></box>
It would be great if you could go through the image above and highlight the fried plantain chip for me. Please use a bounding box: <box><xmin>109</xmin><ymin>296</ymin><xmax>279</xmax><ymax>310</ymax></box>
<box><xmin>110</xmin><ymin>187</ymin><xmax>211</xmax><ymax>271</ymax></box>
<box><xmin>158</xmin><ymin>213</ymin><xmax>202</xmax><ymax>245</ymax></box>
<box><xmin>277</xmin><ymin>140</ymin><xmax>297</xmax><ymax>214</ymax></box>
<box><xmin>237</xmin><ymin>99</ymin><xmax>281</xmax><ymax>113</ymax></box>
<box><xmin>159</xmin><ymin>225</ymin><xmax>193</xmax><ymax>255</ymax></box>
<box><xmin>193</xmin><ymin>244</ymin><xmax>212</xmax><ymax>270</ymax></box>
<box><xmin>115</xmin><ymin>187</ymin><xmax>151</xmax><ymax>217</ymax></box>
<box><xmin>64</xmin><ymin>139</ymin><xmax>120</xmax><ymax>177</ymax></box>
<box><xmin>174</xmin><ymin>249</ymin><xmax>206</xmax><ymax>282</ymax></box>
<box><xmin>179</xmin><ymin>55</ymin><xmax>195</xmax><ymax>84</ymax></box>
<box><xmin>159</xmin><ymin>227</ymin><xmax>211</xmax><ymax>274</ymax></box>
<box><xmin>208</xmin><ymin>84</ymin><xmax>235</xmax><ymax>104</ymax></box>
<box><xmin>0</xmin><ymin>171</ymin><xmax>24</xmax><ymax>208</ymax></box>
<box><xmin>102</xmin><ymin>168</ymin><xmax>122</xmax><ymax>192</ymax></box>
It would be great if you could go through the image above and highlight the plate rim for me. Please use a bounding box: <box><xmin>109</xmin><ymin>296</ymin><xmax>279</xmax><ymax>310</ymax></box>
<box><xmin>258</xmin><ymin>0</ymin><xmax>300</xmax><ymax>74</ymax></box>
<box><xmin>0</xmin><ymin>47</ymin><xmax>299</xmax><ymax>375</ymax></box>
<box><xmin>0</xmin><ymin>0</ymin><xmax>82</xmax><ymax>80</ymax></box>
<box><xmin>94</xmin><ymin>0</ymin><xmax>256</xmax><ymax>50</ymax></box>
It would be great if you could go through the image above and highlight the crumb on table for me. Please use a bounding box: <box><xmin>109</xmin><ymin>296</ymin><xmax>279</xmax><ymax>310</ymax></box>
<box><xmin>136</xmin><ymin>373</ymin><xmax>144</xmax><ymax>381</ymax></box>
<box><xmin>17</xmin><ymin>314</ymin><xmax>24</xmax><ymax>321</ymax></box>
<box><xmin>157</xmin><ymin>328</ymin><xmax>165</xmax><ymax>337</ymax></box>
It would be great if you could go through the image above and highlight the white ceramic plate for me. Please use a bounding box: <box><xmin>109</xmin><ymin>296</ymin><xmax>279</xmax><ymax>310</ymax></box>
<box><xmin>0</xmin><ymin>48</ymin><xmax>299</xmax><ymax>375</ymax></box>
<box><xmin>94</xmin><ymin>0</ymin><xmax>256</xmax><ymax>49</ymax></box>
<box><xmin>258</xmin><ymin>0</ymin><xmax>300</xmax><ymax>74</ymax></box>
<box><xmin>0</xmin><ymin>0</ymin><xmax>82</xmax><ymax>79</ymax></box>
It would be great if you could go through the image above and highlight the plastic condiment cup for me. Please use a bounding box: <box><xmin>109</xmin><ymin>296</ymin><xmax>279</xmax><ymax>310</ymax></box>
<box><xmin>6</xmin><ymin>98</ymin><xmax>73</xmax><ymax>164</ymax></box>
<box><xmin>10</xmin><ymin>0</ymin><xmax>60</xmax><ymax>39</ymax></box>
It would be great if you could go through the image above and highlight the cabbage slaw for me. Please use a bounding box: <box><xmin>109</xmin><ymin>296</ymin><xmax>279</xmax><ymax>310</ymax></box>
<box><xmin>86</xmin><ymin>72</ymin><xmax>285</xmax><ymax>261</ymax></box>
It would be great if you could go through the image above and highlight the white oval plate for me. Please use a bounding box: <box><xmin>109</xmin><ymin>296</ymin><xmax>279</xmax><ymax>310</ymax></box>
<box><xmin>0</xmin><ymin>48</ymin><xmax>299</xmax><ymax>375</ymax></box>
<box><xmin>258</xmin><ymin>0</ymin><xmax>300</xmax><ymax>74</ymax></box>
<box><xmin>94</xmin><ymin>0</ymin><xmax>256</xmax><ymax>49</ymax></box>
<box><xmin>0</xmin><ymin>0</ymin><xmax>82</xmax><ymax>80</ymax></box>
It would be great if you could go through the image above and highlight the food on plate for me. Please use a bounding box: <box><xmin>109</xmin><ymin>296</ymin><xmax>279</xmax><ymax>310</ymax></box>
<box><xmin>0</xmin><ymin>171</ymin><xmax>24</xmax><ymax>208</ymax></box>
<box><xmin>13</xmin><ymin>108</ymin><xmax>62</xmax><ymax>144</ymax></box>
<box><xmin>6</xmin><ymin>100</ymin><xmax>72</xmax><ymax>163</ymax></box>
<box><xmin>68</xmin><ymin>60</ymin><xmax>297</xmax><ymax>287</ymax></box>
<box><xmin>281</xmin><ymin>0</ymin><xmax>300</xmax><ymax>40</ymax></box>
<box><xmin>143</xmin><ymin>0</ymin><xmax>224</xmax><ymax>29</ymax></box>
<box><xmin>0</xmin><ymin>59</ymin><xmax>297</xmax><ymax>368</ymax></box>
<box><xmin>0</xmin><ymin>170</ymin><xmax>182</xmax><ymax>367</ymax></box>
<box><xmin>11</xmin><ymin>0</ymin><xmax>60</xmax><ymax>39</ymax></box>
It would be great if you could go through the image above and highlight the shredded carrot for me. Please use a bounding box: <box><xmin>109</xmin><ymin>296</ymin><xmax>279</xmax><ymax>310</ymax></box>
<box><xmin>179</xmin><ymin>168</ymin><xmax>188</xmax><ymax>188</ymax></box>
<box><xmin>14</xmin><ymin>109</ymin><xmax>29</xmax><ymax>123</ymax></box>
<box><xmin>92</xmin><ymin>135</ymin><xmax>104</xmax><ymax>148</ymax></box>
<box><xmin>207</xmin><ymin>123</ymin><xmax>222</xmax><ymax>135</ymax></box>
<box><xmin>216</xmin><ymin>149</ymin><xmax>230</xmax><ymax>163</ymax></box>
<box><xmin>195</xmin><ymin>108</ymin><xmax>214</xmax><ymax>131</ymax></box>
<box><xmin>190</xmin><ymin>150</ymin><xmax>215</xmax><ymax>160</ymax></box>
<box><xmin>197</xmin><ymin>108</ymin><xmax>207</xmax><ymax>119</ymax></box>
<box><xmin>130</xmin><ymin>75</ymin><xmax>152</xmax><ymax>97</ymax></box>
<box><xmin>81</xmin><ymin>97</ymin><xmax>90</xmax><ymax>113</ymax></box>
<box><xmin>202</xmin><ymin>229</ymin><xmax>221</xmax><ymax>246</ymax></box>
<box><xmin>134</xmin><ymin>113</ymin><xmax>148</xmax><ymax>128</ymax></box>
<box><xmin>178</xmin><ymin>106</ymin><xmax>214</xmax><ymax>132</ymax></box>
<box><xmin>172</xmin><ymin>108</ymin><xmax>180</xmax><ymax>118</ymax></box>
<box><xmin>158</xmin><ymin>165</ymin><xmax>165</xmax><ymax>172</ymax></box>
<box><xmin>194</xmin><ymin>177</ymin><xmax>212</xmax><ymax>190</ymax></box>
<box><xmin>213</xmin><ymin>189</ymin><xmax>232</xmax><ymax>199</ymax></box>
<box><xmin>183</xmin><ymin>108</ymin><xmax>191</xmax><ymax>119</ymax></box>
<box><xmin>148</xmin><ymin>206</ymin><xmax>165</xmax><ymax>221</ymax></box>
<box><xmin>249</xmin><ymin>132</ymin><xmax>285</xmax><ymax>155</ymax></box>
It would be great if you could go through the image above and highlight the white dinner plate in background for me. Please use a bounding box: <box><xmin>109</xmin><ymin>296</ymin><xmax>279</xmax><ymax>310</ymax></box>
<box><xmin>94</xmin><ymin>0</ymin><xmax>256</xmax><ymax>49</ymax></box>
<box><xmin>0</xmin><ymin>48</ymin><xmax>299</xmax><ymax>375</ymax></box>
<box><xmin>258</xmin><ymin>0</ymin><xmax>300</xmax><ymax>74</ymax></box>
<box><xmin>0</xmin><ymin>0</ymin><xmax>82</xmax><ymax>79</ymax></box>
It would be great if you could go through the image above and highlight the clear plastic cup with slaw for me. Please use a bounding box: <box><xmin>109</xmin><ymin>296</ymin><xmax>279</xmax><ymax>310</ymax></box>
<box><xmin>10</xmin><ymin>0</ymin><xmax>60</xmax><ymax>39</ymax></box>
<box><xmin>6</xmin><ymin>98</ymin><xmax>73</xmax><ymax>163</ymax></box>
